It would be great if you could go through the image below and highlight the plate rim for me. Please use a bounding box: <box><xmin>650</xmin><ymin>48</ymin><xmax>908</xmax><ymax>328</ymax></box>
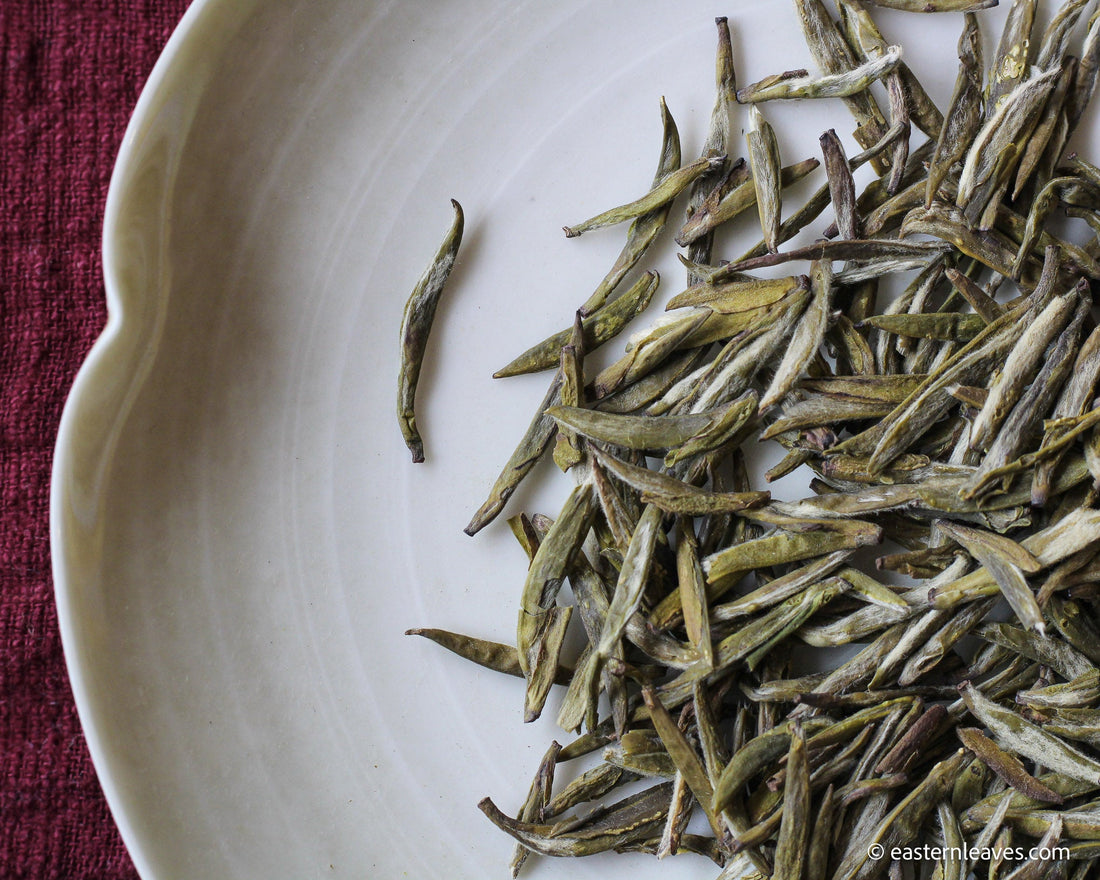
<box><xmin>49</xmin><ymin>0</ymin><xmax>227</xmax><ymax>875</ymax></box>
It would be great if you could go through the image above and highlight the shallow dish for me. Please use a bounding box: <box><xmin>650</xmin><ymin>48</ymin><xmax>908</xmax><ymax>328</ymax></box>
<box><xmin>51</xmin><ymin>1</ymin><xmax>965</xmax><ymax>877</ymax></box>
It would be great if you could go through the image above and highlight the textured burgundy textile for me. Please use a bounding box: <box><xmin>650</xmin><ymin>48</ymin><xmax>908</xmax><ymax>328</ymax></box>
<box><xmin>1</xmin><ymin>2</ymin><xmax>190</xmax><ymax>877</ymax></box>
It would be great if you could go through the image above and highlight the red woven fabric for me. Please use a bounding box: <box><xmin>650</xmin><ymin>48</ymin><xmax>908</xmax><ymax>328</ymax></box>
<box><xmin>1</xmin><ymin>2</ymin><xmax>190</xmax><ymax>877</ymax></box>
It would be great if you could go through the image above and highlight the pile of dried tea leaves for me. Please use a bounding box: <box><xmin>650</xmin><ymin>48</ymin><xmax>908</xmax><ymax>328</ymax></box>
<box><xmin>402</xmin><ymin>1</ymin><xmax>1100</xmax><ymax>878</ymax></box>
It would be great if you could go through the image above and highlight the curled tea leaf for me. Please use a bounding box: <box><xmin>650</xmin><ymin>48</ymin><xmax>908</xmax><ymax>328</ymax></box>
<box><xmin>397</xmin><ymin>199</ymin><xmax>464</xmax><ymax>462</ymax></box>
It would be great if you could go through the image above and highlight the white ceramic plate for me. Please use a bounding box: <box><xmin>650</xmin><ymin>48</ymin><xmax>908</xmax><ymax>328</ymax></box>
<box><xmin>52</xmin><ymin>1</ymin><xmax>970</xmax><ymax>877</ymax></box>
